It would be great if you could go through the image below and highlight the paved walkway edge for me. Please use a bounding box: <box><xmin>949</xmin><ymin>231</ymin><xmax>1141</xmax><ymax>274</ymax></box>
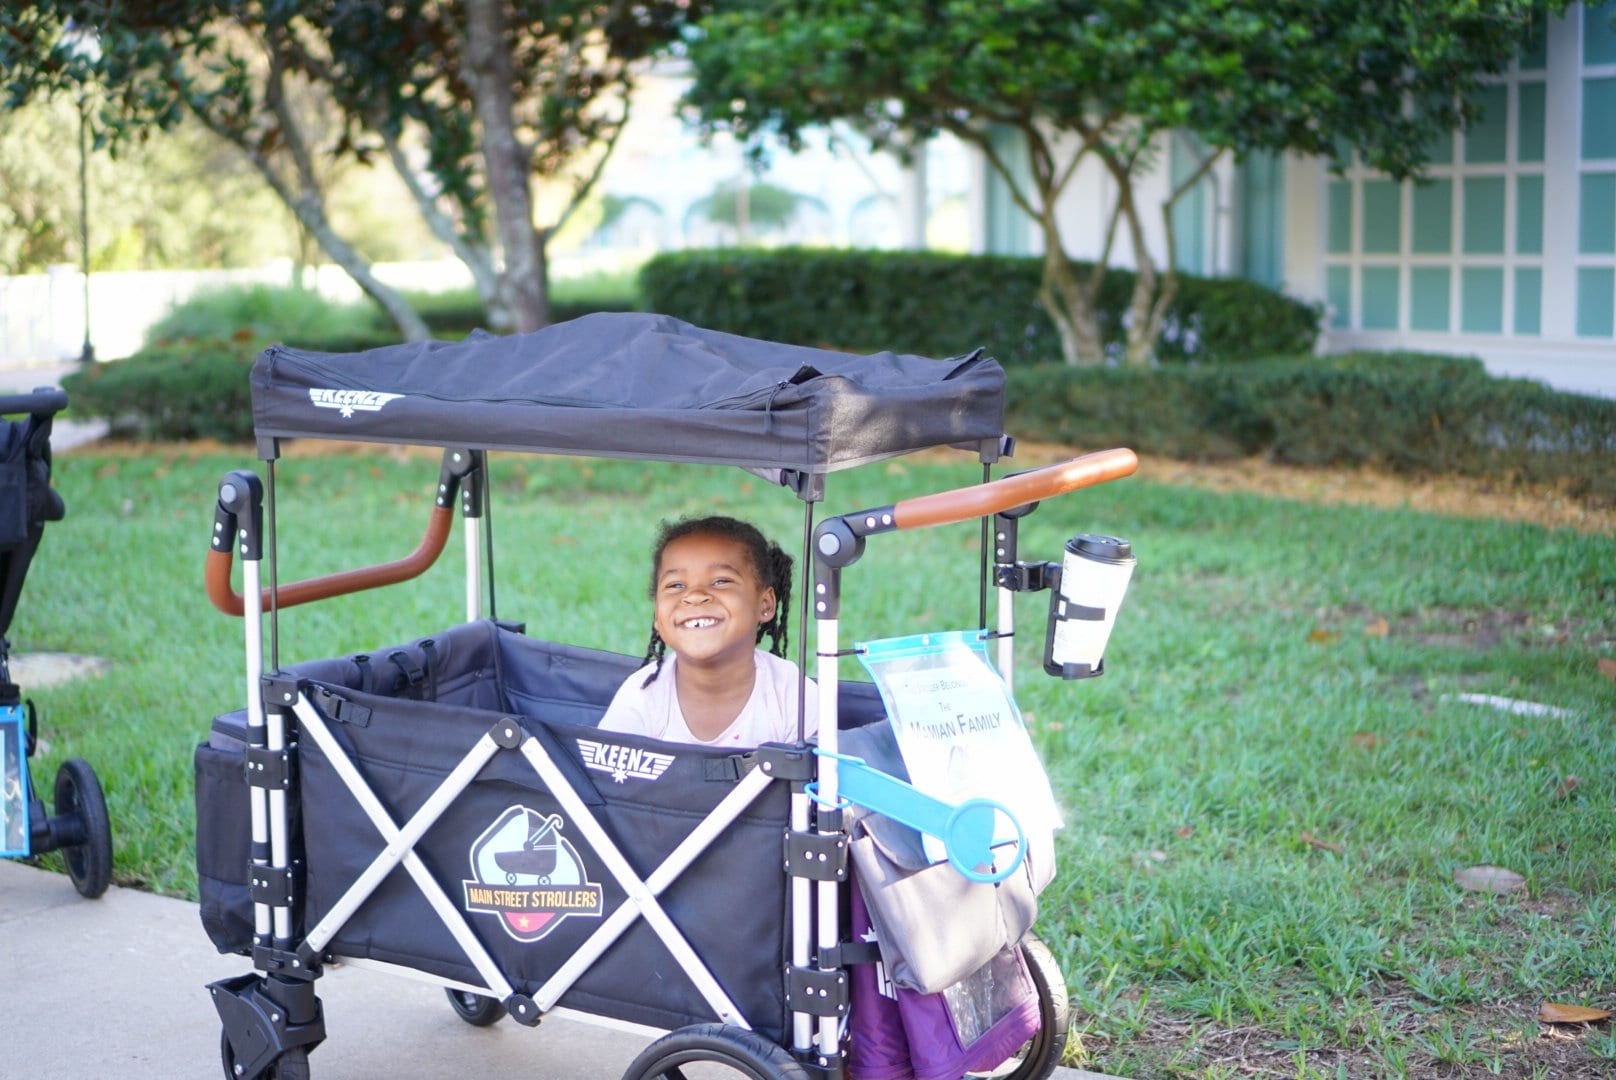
<box><xmin>0</xmin><ymin>860</ymin><xmax>1122</xmax><ymax>1079</ymax></box>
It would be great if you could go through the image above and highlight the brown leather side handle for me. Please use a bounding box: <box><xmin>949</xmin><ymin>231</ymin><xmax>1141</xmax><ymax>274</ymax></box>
<box><xmin>892</xmin><ymin>448</ymin><xmax>1138</xmax><ymax>530</ymax></box>
<box><xmin>206</xmin><ymin>504</ymin><xmax>455</xmax><ymax>616</ymax></box>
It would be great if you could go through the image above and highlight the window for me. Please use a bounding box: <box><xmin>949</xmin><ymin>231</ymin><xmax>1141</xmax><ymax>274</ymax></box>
<box><xmin>1324</xmin><ymin>48</ymin><xmax>1549</xmax><ymax>336</ymax></box>
<box><xmin>1579</xmin><ymin>4</ymin><xmax>1616</xmax><ymax>337</ymax></box>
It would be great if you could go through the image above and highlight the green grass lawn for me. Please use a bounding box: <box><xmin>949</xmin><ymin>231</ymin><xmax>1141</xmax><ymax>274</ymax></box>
<box><xmin>16</xmin><ymin>443</ymin><xmax>1616</xmax><ymax>1078</ymax></box>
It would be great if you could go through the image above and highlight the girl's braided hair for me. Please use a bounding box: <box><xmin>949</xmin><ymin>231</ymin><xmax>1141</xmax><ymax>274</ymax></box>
<box><xmin>640</xmin><ymin>515</ymin><xmax>794</xmax><ymax>688</ymax></box>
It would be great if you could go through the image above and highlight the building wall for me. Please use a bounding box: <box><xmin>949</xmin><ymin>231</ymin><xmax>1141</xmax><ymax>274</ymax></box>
<box><xmin>972</xmin><ymin>124</ymin><xmax>1240</xmax><ymax>276</ymax></box>
<box><xmin>1307</xmin><ymin>2</ymin><xmax>1614</xmax><ymax>396</ymax></box>
<box><xmin>971</xmin><ymin>3</ymin><xmax>1615</xmax><ymax>398</ymax></box>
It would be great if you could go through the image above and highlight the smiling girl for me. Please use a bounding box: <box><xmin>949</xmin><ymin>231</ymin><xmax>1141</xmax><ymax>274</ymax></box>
<box><xmin>598</xmin><ymin>515</ymin><xmax>818</xmax><ymax>746</ymax></box>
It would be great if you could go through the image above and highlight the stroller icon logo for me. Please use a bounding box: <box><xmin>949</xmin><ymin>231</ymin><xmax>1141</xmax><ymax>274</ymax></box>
<box><xmin>462</xmin><ymin>805</ymin><xmax>604</xmax><ymax>942</ymax></box>
<box><xmin>308</xmin><ymin>388</ymin><xmax>404</xmax><ymax>418</ymax></box>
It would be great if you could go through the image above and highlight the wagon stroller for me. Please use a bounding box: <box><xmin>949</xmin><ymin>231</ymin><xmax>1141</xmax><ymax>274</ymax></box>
<box><xmin>196</xmin><ymin>313</ymin><xmax>1138</xmax><ymax>1079</ymax></box>
<box><xmin>0</xmin><ymin>387</ymin><xmax>113</xmax><ymax>898</ymax></box>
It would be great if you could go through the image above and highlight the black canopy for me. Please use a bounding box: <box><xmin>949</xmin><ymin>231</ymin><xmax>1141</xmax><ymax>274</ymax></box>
<box><xmin>251</xmin><ymin>312</ymin><xmax>1006</xmax><ymax>472</ymax></box>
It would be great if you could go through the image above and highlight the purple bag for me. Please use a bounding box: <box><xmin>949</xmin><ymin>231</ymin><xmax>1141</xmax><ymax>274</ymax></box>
<box><xmin>848</xmin><ymin>882</ymin><xmax>1042</xmax><ymax>1080</ymax></box>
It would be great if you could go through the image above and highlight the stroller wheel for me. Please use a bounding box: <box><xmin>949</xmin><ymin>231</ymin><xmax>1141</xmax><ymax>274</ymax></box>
<box><xmin>965</xmin><ymin>933</ymin><xmax>1070</xmax><ymax>1080</ymax></box>
<box><xmin>622</xmin><ymin>1023</ymin><xmax>810</xmax><ymax>1079</ymax></box>
<box><xmin>219</xmin><ymin>1030</ymin><xmax>311</xmax><ymax>1080</ymax></box>
<box><xmin>54</xmin><ymin>758</ymin><xmax>112</xmax><ymax>899</ymax></box>
<box><xmin>444</xmin><ymin>988</ymin><xmax>507</xmax><ymax>1027</ymax></box>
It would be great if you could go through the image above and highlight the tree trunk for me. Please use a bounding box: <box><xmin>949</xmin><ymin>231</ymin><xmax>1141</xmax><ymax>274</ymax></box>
<box><xmin>1136</xmin><ymin>265</ymin><xmax>1181</xmax><ymax>367</ymax></box>
<box><xmin>1122</xmin><ymin>260</ymin><xmax>1159</xmax><ymax>367</ymax></box>
<box><xmin>966</xmin><ymin>120</ymin><xmax>1102</xmax><ymax>364</ymax></box>
<box><xmin>382</xmin><ymin>131</ymin><xmax>512</xmax><ymax>332</ymax></box>
<box><xmin>1111</xmin><ymin>163</ymin><xmax>1159</xmax><ymax>367</ymax></box>
<box><xmin>1038</xmin><ymin>242</ymin><xmax>1105</xmax><ymax>366</ymax></box>
<box><xmin>294</xmin><ymin>191</ymin><xmax>431</xmax><ymax>342</ymax></box>
<box><xmin>213</xmin><ymin>132</ymin><xmax>430</xmax><ymax>342</ymax></box>
<box><xmin>464</xmin><ymin>0</ymin><xmax>549</xmax><ymax>333</ymax></box>
<box><xmin>199</xmin><ymin>42</ymin><xmax>430</xmax><ymax>343</ymax></box>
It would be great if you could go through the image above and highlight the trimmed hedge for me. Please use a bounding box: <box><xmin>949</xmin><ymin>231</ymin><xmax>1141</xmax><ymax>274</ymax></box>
<box><xmin>1005</xmin><ymin>353</ymin><xmax>1616</xmax><ymax>505</ymax></box>
<box><xmin>638</xmin><ymin>247</ymin><xmax>1322</xmax><ymax>365</ymax></box>
<box><xmin>62</xmin><ymin>335</ymin><xmax>258</xmax><ymax>442</ymax></box>
<box><xmin>395</xmin><ymin>290</ymin><xmax>644</xmax><ymax>339</ymax></box>
<box><xmin>73</xmin><ymin>281</ymin><xmax>646</xmax><ymax>442</ymax></box>
<box><xmin>64</xmin><ymin>335</ymin><xmax>1614</xmax><ymax>508</ymax></box>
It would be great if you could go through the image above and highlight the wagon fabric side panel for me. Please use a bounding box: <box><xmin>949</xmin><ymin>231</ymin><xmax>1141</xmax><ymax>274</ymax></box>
<box><xmin>297</xmin><ymin>694</ymin><xmax>791</xmax><ymax>1041</ymax></box>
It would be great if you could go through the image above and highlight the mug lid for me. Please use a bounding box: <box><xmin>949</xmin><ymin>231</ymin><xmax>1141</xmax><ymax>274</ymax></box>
<box><xmin>1069</xmin><ymin>533</ymin><xmax>1133</xmax><ymax>560</ymax></box>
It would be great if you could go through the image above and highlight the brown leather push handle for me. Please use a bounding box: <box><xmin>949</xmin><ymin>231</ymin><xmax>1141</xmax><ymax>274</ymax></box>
<box><xmin>206</xmin><ymin>504</ymin><xmax>454</xmax><ymax>616</ymax></box>
<box><xmin>893</xmin><ymin>448</ymin><xmax>1138</xmax><ymax>530</ymax></box>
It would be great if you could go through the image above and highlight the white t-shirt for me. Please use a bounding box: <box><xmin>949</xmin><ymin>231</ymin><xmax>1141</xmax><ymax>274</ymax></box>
<box><xmin>597</xmin><ymin>649</ymin><xmax>819</xmax><ymax>747</ymax></box>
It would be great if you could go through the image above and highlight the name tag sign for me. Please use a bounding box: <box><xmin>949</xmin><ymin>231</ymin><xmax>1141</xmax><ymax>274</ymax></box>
<box><xmin>857</xmin><ymin>631</ymin><xmax>1061</xmax><ymax>866</ymax></box>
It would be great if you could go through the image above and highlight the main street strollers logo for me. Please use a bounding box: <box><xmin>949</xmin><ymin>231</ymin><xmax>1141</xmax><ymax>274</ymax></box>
<box><xmin>462</xmin><ymin>805</ymin><xmax>603</xmax><ymax>942</ymax></box>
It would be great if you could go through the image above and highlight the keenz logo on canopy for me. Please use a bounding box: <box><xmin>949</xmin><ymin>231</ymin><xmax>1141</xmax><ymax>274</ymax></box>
<box><xmin>308</xmin><ymin>388</ymin><xmax>404</xmax><ymax>418</ymax></box>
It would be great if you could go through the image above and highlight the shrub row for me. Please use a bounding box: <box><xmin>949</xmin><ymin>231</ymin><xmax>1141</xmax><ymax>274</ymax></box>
<box><xmin>63</xmin><ymin>334</ymin><xmax>1614</xmax><ymax>508</ymax></box>
<box><xmin>1005</xmin><ymin>353</ymin><xmax>1616</xmax><ymax>505</ymax></box>
<box><xmin>638</xmin><ymin>248</ymin><xmax>1323</xmax><ymax>365</ymax></box>
<box><xmin>62</xmin><ymin>335</ymin><xmax>258</xmax><ymax>442</ymax></box>
<box><xmin>68</xmin><ymin>270</ymin><xmax>1611</xmax><ymax>507</ymax></box>
<box><xmin>65</xmin><ymin>277</ymin><xmax>647</xmax><ymax>440</ymax></box>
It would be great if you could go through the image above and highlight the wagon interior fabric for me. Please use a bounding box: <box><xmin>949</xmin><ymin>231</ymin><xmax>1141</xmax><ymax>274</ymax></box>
<box><xmin>196</xmin><ymin>620</ymin><xmax>887</xmax><ymax>1043</ymax></box>
<box><xmin>249</xmin><ymin>312</ymin><xmax>1006</xmax><ymax>472</ymax></box>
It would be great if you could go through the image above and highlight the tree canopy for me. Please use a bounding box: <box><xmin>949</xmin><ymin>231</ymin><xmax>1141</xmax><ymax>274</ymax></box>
<box><xmin>3</xmin><ymin>1</ymin><xmax>702</xmax><ymax>337</ymax></box>
<box><xmin>683</xmin><ymin>0</ymin><xmax>1566</xmax><ymax>365</ymax></box>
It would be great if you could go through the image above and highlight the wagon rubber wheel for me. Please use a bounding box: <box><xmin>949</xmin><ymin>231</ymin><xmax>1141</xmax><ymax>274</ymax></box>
<box><xmin>444</xmin><ymin>988</ymin><xmax>507</xmax><ymax>1026</ymax></box>
<box><xmin>621</xmin><ymin>1023</ymin><xmax>811</xmax><ymax>1080</ymax></box>
<box><xmin>219</xmin><ymin>1030</ymin><xmax>311</xmax><ymax>1080</ymax></box>
<box><xmin>966</xmin><ymin>933</ymin><xmax>1070</xmax><ymax>1080</ymax></box>
<box><xmin>55</xmin><ymin>758</ymin><xmax>112</xmax><ymax>899</ymax></box>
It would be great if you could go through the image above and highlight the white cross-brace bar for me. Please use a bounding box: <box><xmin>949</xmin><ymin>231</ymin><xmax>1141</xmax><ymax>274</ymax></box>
<box><xmin>293</xmin><ymin>698</ymin><xmax>519</xmax><ymax>1003</ymax></box>
<box><xmin>284</xmin><ymin>693</ymin><xmax>784</xmax><ymax>1032</ymax></box>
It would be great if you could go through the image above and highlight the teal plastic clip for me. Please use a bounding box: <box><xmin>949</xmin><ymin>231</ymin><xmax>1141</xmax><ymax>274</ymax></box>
<box><xmin>812</xmin><ymin>749</ymin><xmax>1026</xmax><ymax>884</ymax></box>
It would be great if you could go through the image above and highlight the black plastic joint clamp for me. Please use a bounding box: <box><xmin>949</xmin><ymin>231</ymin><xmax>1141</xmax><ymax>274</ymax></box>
<box><xmin>245</xmin><ymin>746</ymin><xmax>292</xmax><ymax>790</ymax></box>
<box><xmin>784</xmin><ymin>831</ymin><xmax>848</xmax><ymax>881</ymax></box>
<box><xmin>489</xmin><ymin>718</ymin><xmax>526</xmax><ymax>750</ymax></box>
<box><xmin>504</xmin><ymin>994</ymin><xmax>542</xmax><ymax>1027</ymax></box>
<box><xmin>995</xmin><ymin>560</ymin><xmax>1056</xmax><ymax>593</ymax></box>
<box><xmin>249</xmin><ymin>865</ymin><xmax>298</xmax><ymax>907</ymax></box>
<box><xmin>261</xmin><ymin>674</ymin><xmax>300</xmax><ymax>711</ymax></box>
<box><xmin>214</xmin><ymin>470</ymin><xmax>264</xmax><ymax>559</ymax></box>
<box><xmin>786</xmin><ymin>965</ymin><xmax>849</xmax><ymax>1018</ymax></box>
<box><xmin>438</xmin><ymin>448</ymin><xmax>483</xmax><ymax>517</ymax></box>
<box><xmin>753</xmin><ymin>743</ymin><xmax>815</xmax><ymax>782</ymax></box>
<box><xmin>251</xmin><ymin>943</ymin><xmax>321</xmax><ymax>981</ymax></box>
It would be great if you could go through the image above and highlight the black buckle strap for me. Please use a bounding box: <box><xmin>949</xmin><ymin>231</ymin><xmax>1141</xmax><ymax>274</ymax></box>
<box><xmin>388</xmin><ymin>650</ymin><xmax>426</xmax><ymax>699</ymax></box>
<box><xmin>353</xmin><ymin>653</ymin><xmax>374</xmax><ymax>694</ymax></box>
<box><xmin>704</xmin><ymin>753</ymin><xmax>752</xmax><ymax>782</ymax></box>
<box><xmin>820</xmin><ymin>940</ymin><xmax>882</xmax><ymax>967</ymax></box>
<box><xmin>310</xmin><ymin>685</ymin><xmax>370</xmax><ymax>727</ymax></box>
<box><xmin>419</xmin><ymin>638</ymin><xmax>439</xmax><ymax>700</ymax></box>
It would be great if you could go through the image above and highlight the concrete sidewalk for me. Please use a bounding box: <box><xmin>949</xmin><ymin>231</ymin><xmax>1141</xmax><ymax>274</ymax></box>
<box><xmin>0</xmin><ymin>860</ymin><xmax>1118</xmax><ymax>1079</ymax></box>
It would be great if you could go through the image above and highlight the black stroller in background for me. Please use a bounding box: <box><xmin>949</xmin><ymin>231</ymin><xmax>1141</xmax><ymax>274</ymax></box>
<box><xmin>0</xmin><ymin>387</ymin><xmax>113</xmax><ymax>899</ymax></box>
